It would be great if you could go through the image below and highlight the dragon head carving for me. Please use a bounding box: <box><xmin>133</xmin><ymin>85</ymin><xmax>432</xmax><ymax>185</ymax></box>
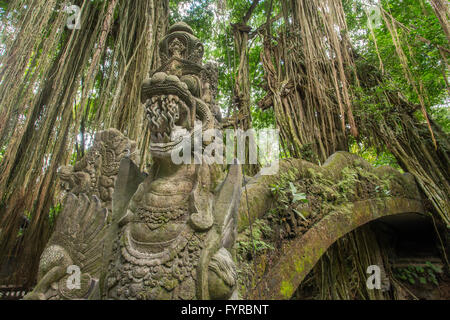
<box><xmin>141</xmin><ymin>22</ymin><xmax>220</xmax><ymax>160</ymax></box>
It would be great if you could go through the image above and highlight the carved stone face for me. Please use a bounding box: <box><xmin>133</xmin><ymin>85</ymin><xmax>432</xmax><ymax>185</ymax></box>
<box><xmin>168</xmin><ymin>37</ymin><xmax>186</xmax><ymax>59</ymax></box>
<box><xmin>142</xmin><ymin>73</ymin><xmax>201</xmax><ymax>159</ymax></box>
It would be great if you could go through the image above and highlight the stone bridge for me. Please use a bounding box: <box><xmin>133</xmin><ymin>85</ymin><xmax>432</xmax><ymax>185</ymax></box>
<box><xmin>237</xmin><ymin>152</ymin><xmax>425</xmax><ymax>300</ymax></box>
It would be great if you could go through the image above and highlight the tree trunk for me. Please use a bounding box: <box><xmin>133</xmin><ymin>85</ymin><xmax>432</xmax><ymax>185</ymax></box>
<box><xmin>259</xmin><ymin>0</ymin><xmax>354</xmax><ymax>163</ymax></box>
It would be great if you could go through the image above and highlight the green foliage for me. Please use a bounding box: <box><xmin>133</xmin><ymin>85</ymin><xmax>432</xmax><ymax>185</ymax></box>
<box><xmin>374</xmin><ymin>185</ymin><xmax>391</xmax><ymax>197</ymax></box>
<box><xmin>251</xmin><ymin>102</ymin><xmax>275</xmax><ymax>130</ymax></box>
<box><xmin>70</xmin><ymin>151</ymin><xmax>78</xmax><ymax>166</ymax></box>
<box><xmin>337</xmin><ymin>167</ymin><xmax>359</xmax><ymax>197</ymax></box>
<box><xmin>48</xmin><ymin>203</ymin><xmax>62</xmax><ymax>228</ymax></box>
<box><xmin>289</xmin><ymin>182</ymin><xmax>308</xmax><ymax>204</ymax></box>
<box><xmin>0</xmin><ymin>0</ymin><xmax>7</xmax><ymax>15</ymax></box>
<box><xmin>269</xmin><ymin>168</ymin><xmax>299</xmax><ymax>201</ymax></box>
<box><xmin>237</xmin><ymin>219</ymin><xmax>274</xmax><ymax>259</ymax></box>
<box><xmin>344</xmin><ymin>0</ymin><xmax>449</xmax><ymax>130</ymax></box>
<box><xmin>269</xmin><ymin>168</ymin><xmax>314</xmax><ymax>225</ymax></box>
<box><xmin>0</xmin><ymin>145</ymin><xmax>5</xmax><ymax>164</ymax></box>
<box><xmin>394</xmin><ymin>262</ymin><xmax>443</xmax><ymax>286</ymax></box>
<box><xmin>349</xmin><ymin>139</ymin><xmax>401</xmax><ymax>169</ymax></box>
<box><xmin>170</xmin><ymin>0</ymin><xmax>215</xmax><ymax>43</ymax></box>
<box><xmin>431</xmin><ymin>104</ymin><xmax>450</xmax><ymax>133</ymax></box>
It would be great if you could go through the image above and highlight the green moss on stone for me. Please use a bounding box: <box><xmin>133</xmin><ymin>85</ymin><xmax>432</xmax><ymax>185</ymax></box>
<box><xmin>280</xmin><ymin>280</ymin><xmax>294</xmax><ymax>299</ymax></box>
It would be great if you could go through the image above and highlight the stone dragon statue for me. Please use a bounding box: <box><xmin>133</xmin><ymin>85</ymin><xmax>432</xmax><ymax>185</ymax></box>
<box><xmin>25</xmin><ymin>22</ymin><xmax>242</xmax><ymax>300</ymax></box>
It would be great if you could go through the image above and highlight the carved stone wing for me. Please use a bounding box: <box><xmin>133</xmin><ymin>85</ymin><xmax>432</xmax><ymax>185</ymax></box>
<box><xmin>56</xmin><ymin>194</ymin><xmax>108</xmax><ymax>275</ymax></box>
<box><xmin>25</xmin><ymin>128</ymin><xmax>141</xmax><ymax>300</ymax></box>
<box><xmin>25</xmin><ymin>193</ymin><xmax>108</xmax><ymax>300</ymax></box>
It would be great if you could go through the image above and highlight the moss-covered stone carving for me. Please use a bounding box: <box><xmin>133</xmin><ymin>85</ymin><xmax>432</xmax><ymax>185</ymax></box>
<box><xmin>25</xmin><ymin>23</ymin><xmax>242</xmax><ymax>300</ymax></box>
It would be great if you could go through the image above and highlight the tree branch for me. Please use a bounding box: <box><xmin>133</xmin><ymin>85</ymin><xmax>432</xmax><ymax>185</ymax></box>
<box><xmin>243</xmin><ymin>0</ymin><xmax>260</xmax><ymax>25</ymax></box>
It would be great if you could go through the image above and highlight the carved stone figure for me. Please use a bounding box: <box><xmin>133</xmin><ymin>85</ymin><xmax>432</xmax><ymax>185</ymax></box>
<box><xmin>58</xmin><ymin>129</ymin><xmax>140</xmax><ymax>210</ymax></box>
<box><xmin>25</xmin><ymin>22</ymin><xmax>242</xmax><ymax>300</ymax></box>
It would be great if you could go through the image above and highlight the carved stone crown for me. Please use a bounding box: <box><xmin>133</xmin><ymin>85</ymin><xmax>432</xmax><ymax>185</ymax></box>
<box><xmin>159</xmin><ymin>22</ymin><xmax>204</xmax><ymax>66</ymax></box>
